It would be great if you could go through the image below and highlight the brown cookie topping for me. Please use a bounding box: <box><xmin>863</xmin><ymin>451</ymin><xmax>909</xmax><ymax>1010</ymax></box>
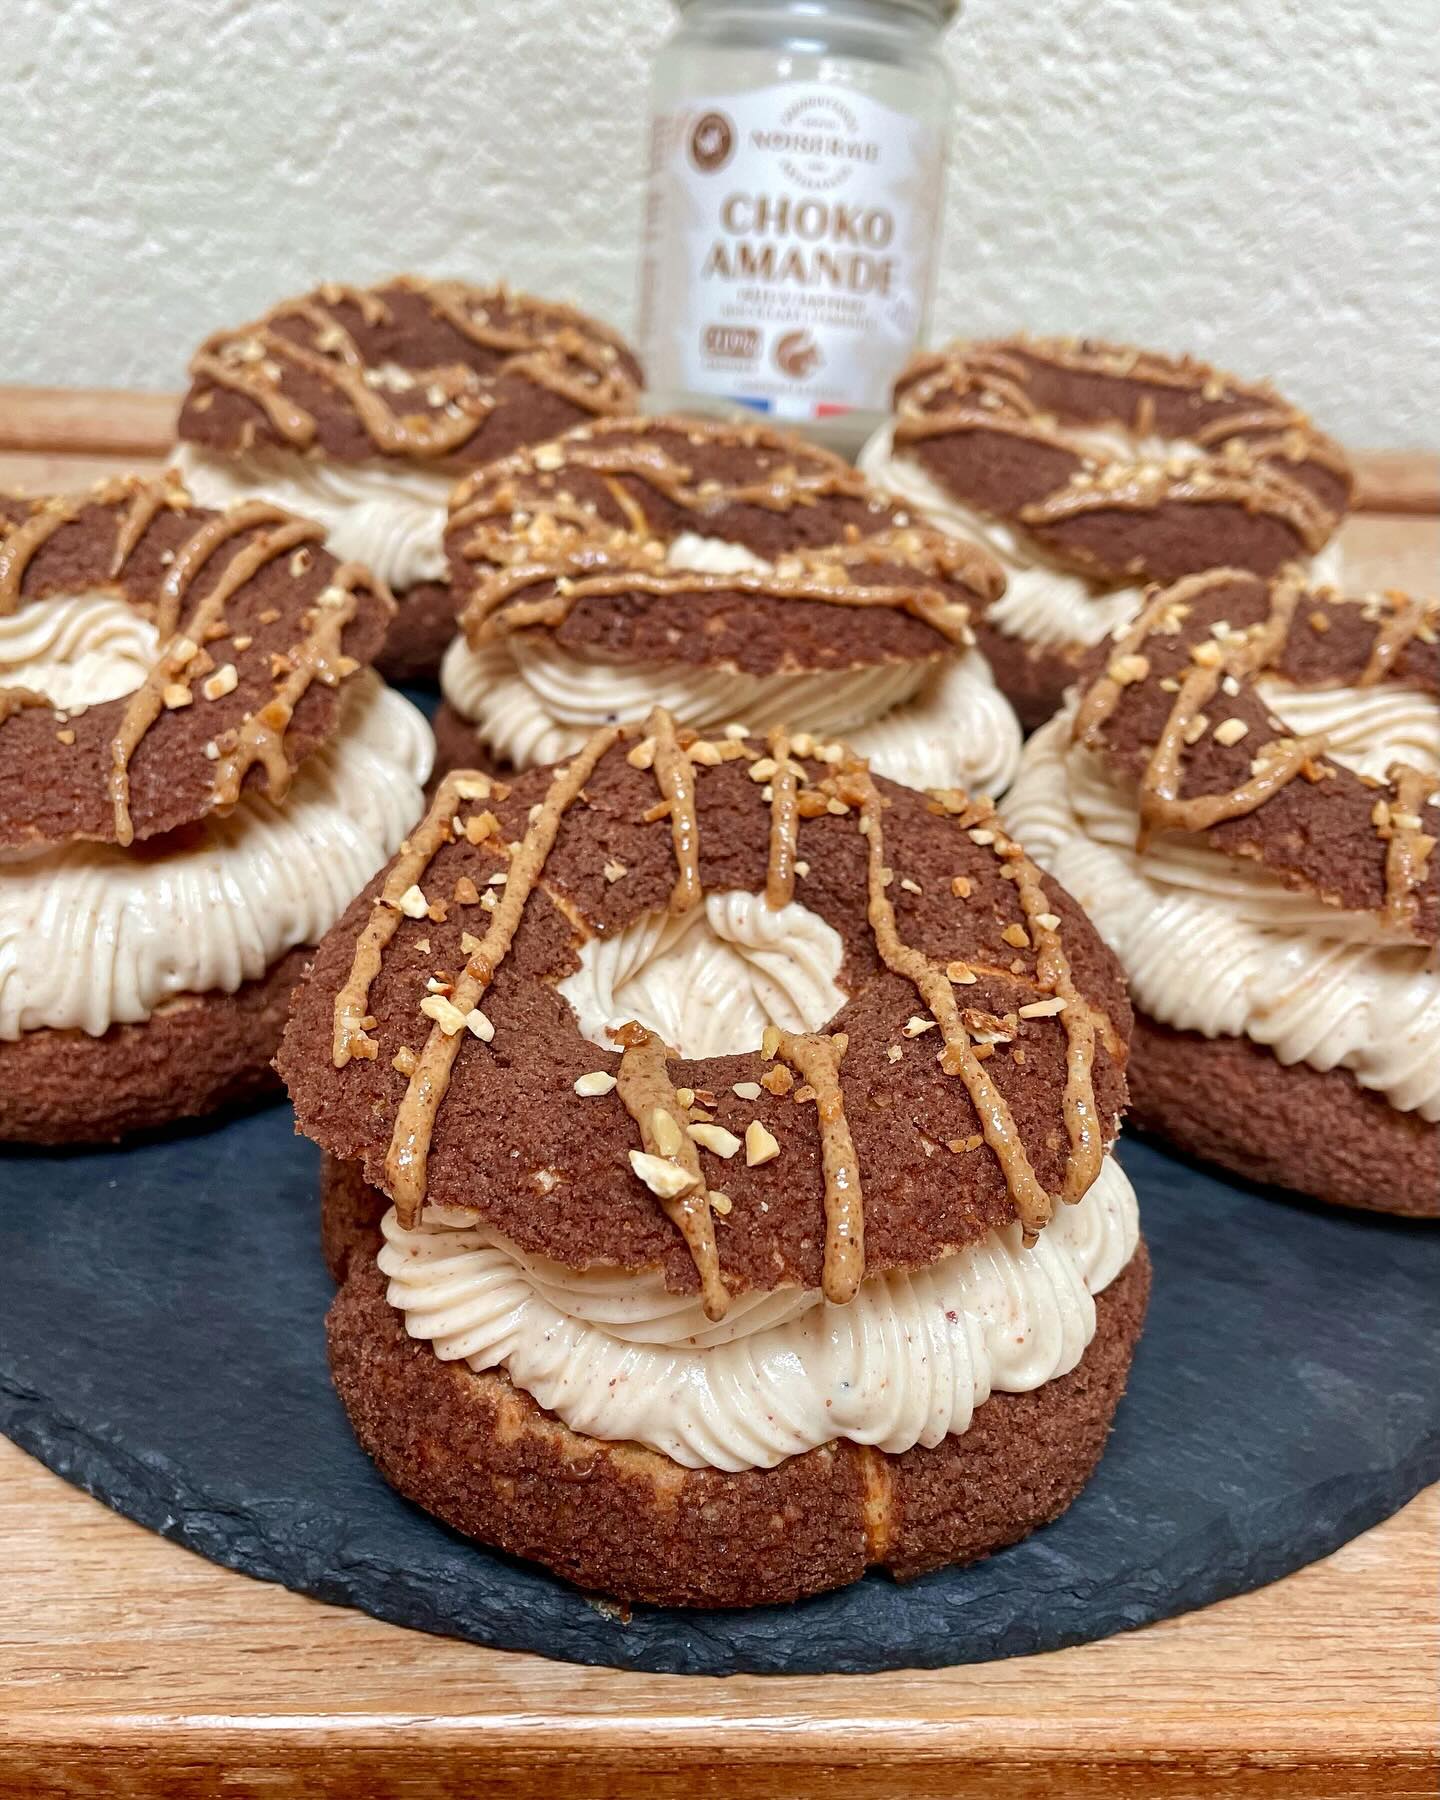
<box><xmin>891</xmin><ymin>336</ymin><xmax>1352</xmax><ymax>589</ymax></box>
<box><xmin>178</xmin><ymin>276</ymin><xmax>643</xmax><ymax>468</ymax></box>
<box><xmin>0</xmin><ymin>475</ymin><xmax>391</xmax><ymax>850</ymax></box>
<box><xmin>279</xmin><ymin>712</ymin><xmax>1131</xmax><ymax>1307</ymax></box>
<box><xmin>447</xmin><ymin>416</ymin><xmax>1004</xmax><ymax>675</ymax></box>
<box><xmin>1071</xmin><ymin>570</ymin><xmax>1440</xmax><ymax>941</ymax></box>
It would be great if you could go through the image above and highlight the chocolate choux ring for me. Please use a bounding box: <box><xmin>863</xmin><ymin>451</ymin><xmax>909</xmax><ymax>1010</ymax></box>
<box><xmin>862</xmin><ymin>336</ymin><xmax>1352</xmax><ymax>727</ymax></box>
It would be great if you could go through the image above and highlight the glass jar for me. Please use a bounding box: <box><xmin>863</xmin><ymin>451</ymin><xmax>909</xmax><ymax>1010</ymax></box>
<box><xmin>638</xmin><ymin>0</ymin><xmax>958</xmax><ymax>455</ymax></box>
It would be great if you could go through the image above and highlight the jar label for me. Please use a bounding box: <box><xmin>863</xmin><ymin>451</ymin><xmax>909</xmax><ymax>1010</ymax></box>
<box><xmin>641</xmin><ymin>84</ymin><xmax>944</xmax><ymax>421</ymax></box>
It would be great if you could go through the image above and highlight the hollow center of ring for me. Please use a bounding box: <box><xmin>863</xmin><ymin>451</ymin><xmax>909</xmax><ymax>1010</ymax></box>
<box><xmin>0</xmin><ymin>592</ymin><xmax>160</xmax><ymax>709</ymax></box>
<box><xmin>556</xmin><ymin>889</ymin><xmax>847</xmax><ymax>1061</ymax></box>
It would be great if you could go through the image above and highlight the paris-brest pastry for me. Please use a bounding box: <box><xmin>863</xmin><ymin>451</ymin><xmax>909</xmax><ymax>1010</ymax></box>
<box><xmin>1006</xmin><ymin>569</ymin><xmax>1438</xmax><ymax>1216</ymax></box>
<box><xmin>0</xmin><ymin>473</ymin><xmax>432</xmax><ymax>1141</ymax></box>
<box><xmin>279</xmin><ymin>711</ymin><xmax>1148</xmax><ymax>1607</ymax></box>
<box><xmin>171</xmin><ymin>276</ymin><xmax>643</xmax><ymax>679</ymax></box>
<box><xmin>860</xmin><ymin>337</ymin><xmax>1352</xmax><ymax>727</ymax></box>
<box><xmin>435</xmin><ymin>414</ymin><xmax>1023</xmax><ymax>797</ymax></box>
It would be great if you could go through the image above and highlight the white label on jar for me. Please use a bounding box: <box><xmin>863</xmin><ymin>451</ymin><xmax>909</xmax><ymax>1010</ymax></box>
<box><xmin>641</xmin><ymin>84</ymin><xmax>944</xmax><ymax>421</ymax></box>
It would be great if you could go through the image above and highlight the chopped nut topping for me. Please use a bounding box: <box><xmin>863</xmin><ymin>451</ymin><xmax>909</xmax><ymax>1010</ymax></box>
<box><xmin>628</xmin><ymin>1150</ymin><xmax>695</xmax><ymax>1199</ymax></box>
<box><xmin>454</xmin><ymin>775</ymin><xmax>492</xmax><ymax>801</ymax></box>
<box><xmin>945</xmin><ymin>960</ymin><xmax>978</xmax><ymax>984</ymax></box>
<box><xmin>903</xmin><ymin>1015</ymin><xmax>937</xmax><ymax>1036</ymax></box>
<box><xmin>950</xmin><ymin>875</ymin><xmax>972</xmax><ymax>898</ymax></box>
<box><xmin>748</xmin><ymin>757</ymin><xmax>777</xmax><ymax>782</ymax></box>
<box><xmin>1019</xmin><ymin>996</ymin><xmax>1068</xmax><ymax>1018</ymax></box>
<box><xmin>398</xmin><ymin>885</ymin><xmax>429</xmax><ymax>919</ymax></box>
<box><xmin>689</xmin><ymin>1122</ymin><xmax>741</xmax><ymax>1158</ymax></box>
<box><xmin>1033</xmin><ymin>911</ymin><xmax>1062</xmax><ymax>932</ymax></box>
<box><xmin>602</xmin><ymin>858</ymin><xmax>628</xmax><ymax>882</ymax></box>
<box><xmin>1213</xmin><ymin>717</ymin><xmax>1250</xmax><ymax>747</ymax></box>
<box><xmin>1107</xmin><ymin>652</ymin><xmax>1150</xmax><ymax>686</ymax></box>
<box><xmin>650</xmin><ymin>1107</ymin><xmax>685</xmax><ymax>1159</ymax></box>
<box><xmin>1182</xmin><ymin>712</ymin><xmax>1210</xmax><ymax>745</ymax></box>
<box><xmin>968</xmin><ymin>828</ymin><xmax>995</xmax><ymax>845</ymax></box>
<box><xmin>574</xmin><ymin>1070</ymin><xmax>618</xmax><ymax>1097</ymax></box>
<box><xmin>392</xmin><ymin>1046</ymin><xmax>418</xmax><ymax>1076</ymax></box>
<box><xmin>886</xmin><ymin>1044</ymin><xmax>903</xmax><ymax>1063</ymax></box>
<box><xmin>899</xmin><ymin>877</ymin><xmax>923</xmax><ymax>895</ymax></box>
<box><xmin>1001</xmin><ymin>923</ymin><xmax>1031</xmax><ymax>948</ymax></box>
<box><xmin>201</xmin><ymin>664</ymin><xmax>238</xmax><ymax>701</ymax></box>
<box><xmin>464</xmin><ymin>1008</ymin><xmax>494</xmax><ymax>1042</ymax></box>
<box><xmin>419</xmin><ymin>993</ymin><xmax>468</xmax><ymax>1034</ymax></box>
<box><xmin>626</xmin><ymin>736</ymin><xmax>657</xmax><ymax>770</ymax></box>
<box><xmin>745</xmin><ymin>1120</ymin><xmax>780</xmax><ymax>1167</ymax></box>
<box><xmin>732</xmin><ymin>1081</ymin><xmax>762</xmax><ymax>1100</ymax></box>
<box><xmin>162</xmin><ymin>683</ymin><xmax>192</xmax><ymax>709</ymax></box>
<box><xmin>760</xmin><ymin>1064</ymin><xmax>794</xmax><ymax>1095</ymax></box>
<box><xmin>709</xmin><ymin>1191</ymin><xmax>733</xmax><ymax>1217</ymax></box>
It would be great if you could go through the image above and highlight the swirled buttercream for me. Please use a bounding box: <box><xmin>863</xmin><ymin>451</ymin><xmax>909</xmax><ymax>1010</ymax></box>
<box><xmin>557</xmin><ymin>889</ymin><xmax>847</xmax><ymax>1058</ymax></box>
<box><xmin>171</xmin><ymin>441</ymin><xmax>454</xmax><ymax>593</ymax></box>
<box><xmin>858</xmin><ymin>424</ymin><xmax>1346</xmax><ymax>650</ymax></box>
<box><xmin>1005</xmin><ymin>702</ymin><xmax>1440</xmax><ymax>1118</ymax></box>
<box><xmin>0</xmin><ymin>674</ymin><xmax>434</xmax><ymax>1037</ymax></box>
<box><xmin>0</xmin><ymin>593</ymin><xmax>159</xmax><ymax>708</ymax></box>
<box><xmin>440</xmin><ymin>530</ymin><xmax>1022</xmax><ymax>793</ymax></box>
<box><xmin>378</xmin><ymin>1153</ymin><xmax>1139</xmax><ymax>1470</ymax></box>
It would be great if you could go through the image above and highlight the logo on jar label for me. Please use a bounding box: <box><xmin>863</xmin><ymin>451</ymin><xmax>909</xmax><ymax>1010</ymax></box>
<box><xmin>689</xmin><ymin>111</ymin><xmax>735</xmax><ymax>174</ymax></box>
<box><xmin>772</xmin><ymin>330</ymin><xmax>823</xmax><ymax>380</ymax></box>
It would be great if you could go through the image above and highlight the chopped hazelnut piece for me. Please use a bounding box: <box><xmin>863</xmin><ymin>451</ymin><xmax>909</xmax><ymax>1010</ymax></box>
<box><xmin>201</xmin><ymin>664</ymin><xmax>238</xmax><ymax>701</ymax></box>
<box><xmin>886</xmin><ymin>1044</ymin><xmax>903</xmax><ymax>1063</ymax></box>
<box><xmin>1001</xmin><ymin>923</ymin><xmax>1031</xmax><ymax>949</ymax></box>
<box><xmin>903</xmin><ymin>1015</ymin><xmax>936</xmax><ymax>1036</ymax></box>
<box><xmin>628</xmin><ymin>1150</ymin><xmax>694</xmax><ymax>1199</ymax></box>
<box><xmin>454</xmin><ymin>876</ymin><xmax>480</xmax><ymax>905</ymax></box>
<box><xmin>689</xmin><ymin>1123</ymin><xmax>742</xmax><ymax>1158</ymax></box>
<box><xmin>950</xmin><ymin>875</ymin><xmax>972</xmax><ymax>898</ymax></box>
<box><xmin>709</xmin><ymin>1191</ymin><xmax>733</xmax><ymax>1217</ymax></box>
<box><xmin>745</xmin><ymin>1120</ymin><xmax>780</xmax><ymax>1167</ymax></box>
<box><xmin>732</xmin><ymin>1081</ymin><xmax>762</xmax><ymax>1100</ymax></box>
<box><xmin>397</xmin><ymin>885</ymin><xmax>429</xmax><ymax>919</ymax></box>
<box><xmin>1019</xmin><ymin>996</ymin><xmax>1068</xmax><ymax>1019</ymax></box>
<box><xmin>162</xmin><ymin>683</ymin><xmax>192</xmax><ymax>709</ymax></box>
<box><xmin>574</xmin><ymin>1071</ymin><xmax>618</xmax><ymax>1097</ymax></box>
<box><xmin>1213</xmin><ymin>718</ymin><xmax>1249</xmax><ymax>747</ymax></box>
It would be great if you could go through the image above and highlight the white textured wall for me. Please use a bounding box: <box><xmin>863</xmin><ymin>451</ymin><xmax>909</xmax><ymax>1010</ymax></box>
<box><xmin>1</xmin><ymin>0</ymin><xmax>1436</xmax><ymax>445</ymax></box>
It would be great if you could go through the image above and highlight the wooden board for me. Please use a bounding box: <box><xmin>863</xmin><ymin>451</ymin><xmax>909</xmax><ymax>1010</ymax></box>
<box><xmin>0</xmin><ymin>384</ymin><xmax>1435</xmax><ymax>514</ymax></box>
<box><xmin>0</xmin><ymin>401</ymin><xmax>1436</xmax><ymax>1798</ymax></box>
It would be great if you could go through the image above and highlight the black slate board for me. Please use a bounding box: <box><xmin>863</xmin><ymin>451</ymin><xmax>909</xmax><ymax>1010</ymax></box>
<box><xmin>0</xmin><ymin>1104</ymin><xmax>1436</xmax><ymax>1677</ymax></box>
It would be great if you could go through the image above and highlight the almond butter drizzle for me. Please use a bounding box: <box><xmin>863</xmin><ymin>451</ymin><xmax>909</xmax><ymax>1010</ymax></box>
<box><xmin>1359</xmin><ymin>593</ymin><xmax>1433</xmax><ymax>686</ymax></box>
<box><xmin>1380</xmin><ymin>763</ymin><xmax>1439</xmax><ymax>934</ymax></box>
<box><xmin>210</xmin><ymin>564</ymin><xmax>368</xmax><ymax>812</ymax></box>
<box><xmin>0</xmin><ymin>687</ymin><xmax>49</xmax><ymax>723</ymax></box>
<box><xmin>332</xmin><ymin>771</ymin><xmax>483</xmax><ymax>1067</ymax></box>
<box><xmin>645</xmin><ymin>706</ymin><xmax>701</xmax><ymax>913</ymax></box>
<box><xmin>0</xmin><ymin>496</ymin><xmax>86</xmax><ymax>609</ymax></box>
<box><xmin>152</xmin><ymin>498</ymin><xmax>297</xmax><ymax>635</ymax></box>
<box><xmin>108</xmin><ymin>480</ymin><xmax>174</xmax><ymax>580</ymax></box>
<box><xmin>764</xmin><ymin>727</ymin><xmax>800</xmax><ymax>909</ymax></box>
<box><xmin>189</xmin><ymin>279</ymin><xmax>636</xmax><ymax>460</ymax></box>
<box><xmin>107</xmin><ymin>516</ymin><xmax>324</xmax><ymax>845</ymax></box>
<box><xmin>384</xmin><ymin>729</ymin><xmax>619</xmax><ymax>1226</ymax></box>
<box><xmin>613</xmin><ymin>1021</ymin><xmax>728</xmax><ymax>1321</ymax></box>
<box><xmin>845</xmin><ymin>763</ymin><xmax>1056</xmax><ymax>1240</ymax></box>
<box><xmin>762</xmin><ymin>1025</ymin><xmax>862</xmax><ymax>1303</ymax></box>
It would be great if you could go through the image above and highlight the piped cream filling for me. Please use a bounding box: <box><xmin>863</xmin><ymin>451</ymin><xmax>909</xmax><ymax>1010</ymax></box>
<box><xmin>379</xmin><ymin>1154</ymin><xmax>1139</xmax><ymax>1471</ymax></box>
<box><xmin>172</xmin><ymin>441</ymin><xmax>455</xmax><ymax>594</ymax></box>
<box><xmin>1005</xmin><ymin>690</ymin><xmax>1440</xmax><ymax>1118</ymax></box>
<box><xmin>557</xmin><ymin>889</ymin><xmax>847</xmax><ymax>1060</ymax></box>
<box><xmin>0</xmin><ymin>674</ymin><xmax>434</xmax><ymax>1037</ymax></box>
<box><xmin>440</xmin><ymin>532</ymin><xmax>1022</xmax><ymax>794</ymax></box>
<box><xmin>858</xmin><ymin>423</ymin><xmax>1347</xmax><ymax>651</ymax></box>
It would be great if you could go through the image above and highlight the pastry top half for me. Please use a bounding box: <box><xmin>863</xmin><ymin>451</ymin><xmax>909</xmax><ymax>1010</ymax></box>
<box><xmin>177</xmin><ymin>276</ymin><xmax>644</xmax><ymax>469</ymax></box>
<box><xmin>279</xmin><ymin>712</ymin><xmax>1132</xmax><ymax>1315</ymax></box>
<box><xmin>889</xmin><ymin>335</ymin><xmax>1353</xmax><ymax>589</ymax></box>
<box><xmin>1069</xmin><ymin>570</ymin><xmax>1439</xmax><ymax>944</ymax></box>
<box><xmin>0</xmin><ymin>474</ymin><xmax>392</xmax><ymax>850</ymax></box>
<box><xmin>446</xmin><ymin>414</ymin><xmax>1006</xmax><ymax>677</ymax></box>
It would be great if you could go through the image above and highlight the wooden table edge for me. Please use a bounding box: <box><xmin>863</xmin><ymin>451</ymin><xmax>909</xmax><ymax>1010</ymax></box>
<box><xmin>0</xmin><ymin>385</ymin><xmax>1435</xmax><ymax>514</ymax></box>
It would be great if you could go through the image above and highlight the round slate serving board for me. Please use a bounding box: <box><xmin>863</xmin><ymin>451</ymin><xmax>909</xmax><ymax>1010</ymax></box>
<box><xmin>0</xmin><ymin>1104</ymin><xmax>1435</xmax><ymax>1676</ymax></box>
